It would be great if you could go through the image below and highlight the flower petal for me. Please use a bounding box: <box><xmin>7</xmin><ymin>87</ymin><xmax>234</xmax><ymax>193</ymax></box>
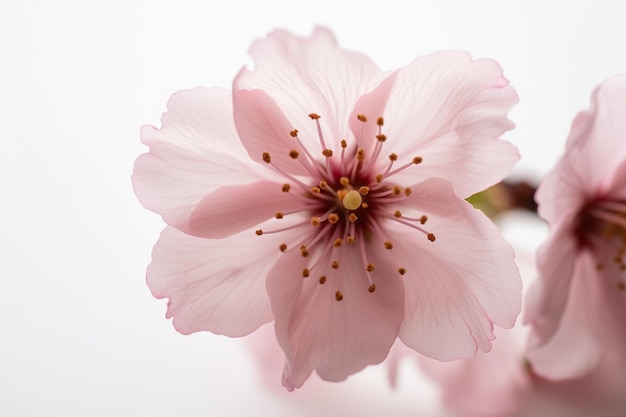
<box><xmin>373</xmin><ymin>52</ymin><xmax>518</xmax><ymax>198</ymax></box>
<box><xmin>392</xmin><ymin>178</ymin><xmax>521</xmax><ymax>359</ymax></box>
<box><xmin>133</xmin><ymin>87</ymin><xmax>272</xmax><ymax>233</ymax></box>
<box><xmin>188</xmin><ymin>180</ymin><xmax>305</xmax><ymax>238</ymax></box>
<box><xmin>147</xmin><ymin>226</ymin><xmax>286</xmax><ymax>337</ymax></box>
<box><xmin>234</xmin><ymin>27</ymin><xmax>387</xmax><ymax>153</ymax></box>
<box><xmin>267</xmin><ymin>242</ymin><xmax>404</xmax><ymax>390</ymax></box>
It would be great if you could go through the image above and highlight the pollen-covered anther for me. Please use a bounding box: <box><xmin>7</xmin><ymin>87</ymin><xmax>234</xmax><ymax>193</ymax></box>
<box><xmin>389</xmin><ymin>153</ymin><xmax>398</xmax><ymax>161</ymax></box>
<box><xmin>346</xmin><ymin>236</ymin><xmax>355</xmax><ymax>245</ymax></box>
<box><xmin>319</xmin><ymin>181</ymin><xmax>328</xmax><ymax>189</ymax></box>
<box><xmin>357</xmin><ymin>114</ymin><xmax>367</xmax><ymax>122</ymax></box>
<box><xmin>361</xmin><ymin>203</ymin><xmax>369</xmax><ymax>209</ymax></box>
<box><xmin>322</xmin><ymin>149</ymin><xmax>333</xmax><ymax>157</ymax></box>
<box><xmin>289</xmin><ymin>129</ymin><xmax>299</xmax><ymax>137</ymax></box>
<box><xmin>420</xmin><ymin>215</ymin><xmax>428</xmax><ymax>224</ymax></box>
<box><xmin>358</xmin><ymin>186</ymin><xmax>370</xmax><ymax>195</ymax></box>
<box><xmin>427</xmin><ymin>233</ymin><xmax>436</xmax><ymax>242</ymax></box>
<box><xmin>262</xmin><ymin>152</ymin><xmax>271</xmax><ymax>164</ymax></box>
<box><xmin>340</xmin><ymin>139</ymin><xmax>347</xmax><ymax>148</ymax></box>
<box><xmin>311</xmin><ymin>186</ymin><xmax>321</xmax><ymax>194</ymax></box>
<box><xmin>300</xmin><ymin>247</ymin><xmax>309</xmax><ymax>257</ymax></box>
<box><xmin>255</xmin><ymin>229</ymin><xmax>263</xmax><ymax>236</ymax></box>
<box><xmin>282</xmin><ymin>183</ymin><xmax>291</xmax><ymax>192</ymax></box>
<box><xmin>377</xmin><ymin>116</ymin><xmax>384</xmax><ymax>126</ymax></box>
<box><xmin>340</xmin><ymin>177</ymin><xmax>350</xmax><ymax>186</ymax></box>
<box><xmin>302</xmin><ymin>268</ymin><xmax>310</xmax><ymax>278</ymax></box>
<box><xmin>333</xmin><ymin>238</ymin><xmax>343</xmax><ymax>248</ymax></box>
<box><xmin>368</xmin><ymin>284</ymin><xmax>376</xmax><ymax>293</ymax></box>
<box><xmin>366</xmin><ymin>263</ymin><xmax>376</xmax><ymax>272</ymax></box>
<box><xmin>274</xmin><ymin>212</ymin><xmax>284</xmax><ymax>219</ymax></box>
<box><xmin>376</xmin><ymin>174</ymin><xmax>383</xmax><ymax>183</ymax></box>
<box><xmin>404</xmin><ymin>187</ymin><xmax>412</xmax><ymax>196</ymax></box>
<box><xmin>349</xmin><ymin>213</ymin><xmax>358</xmax><ymax>223</ymax></box>
<box><xmin>328</xmin><ymin>213</ymin><xmax>339</xmax><ymax>224</ymax></box>
<box><xmin>394</xmin><ymin>210</ymin><xmax>402</xmax><ymax>218</ymax></box>
<box><xmin>311</xmin><ymin>217</ymin><xmax>321</xmax><ymax>226</ymax></box>
<box><xmin>413</xmin><ymin>156</ymin><xmax>423</xmax><ymax>164</ymax></box>
<box><xmin>279</xmin><ymin>243</ymin><xmax>287</xmax><ymax>252</ymax></box>
<box><xmin>398</xmin><ymin>267</ymin><xmax>406</xmax><ymax>275</ymax></box>
<box><xmin>392</xmin><ymin>186</ymin><xmax>402</xmax><ymax>195</ymax></box>
<box><xmin>308</xmin><ymin>113</ymin><xmax>320</xmax><ymax>120</ymax></box>
<box><xmin>318</xmin><ymin>275</ymin><xmax>327</xmax><ymax>285</ymax></box>
<box><xmin>343</xmin><ymin>190</ymin><xmax>363</xmax><ymax>210</ymax></box>
<box><xmin>376</xmin><ymin>134</ymin><xmax>387</xmax><ymax>142</ymax></box>
<box><xmin>384</xmin><ymin>241</ymin><xmax>393</xmax><ymax>250</ymax></box>
<box><xmin>289</xmin><ymin>150</ymin><xmax>299</xmax><ymax>159</ymax></box>
<box><xmin>335</xmin><ymin>291</ymin><xmax>344</xmax><ymax>301</ymax></box>
<box><xmin>356</xmin><ymin>149</ymin><xmax>365</xmax><ymax>161</ymax></box>
<box><xmin>331</xmin><ymin>261</ymin><xmax>339</xmax><ymax>269</ymax></box>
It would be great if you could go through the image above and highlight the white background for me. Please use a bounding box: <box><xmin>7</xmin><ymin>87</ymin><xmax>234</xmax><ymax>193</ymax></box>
<box><xmin>2</xmin><ymin>1</ymin><xmax>626</xmax><ymax>416</ymax></box>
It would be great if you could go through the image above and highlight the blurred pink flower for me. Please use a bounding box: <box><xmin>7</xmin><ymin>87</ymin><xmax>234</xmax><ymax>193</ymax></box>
<box><xmin>133</xmin><ymin>27</ymin><xmax>521</xmax><ymax>390</ymax></box>
<box><xmin>525</xmin><ymin>75</ymin><xmax>626</xmax><ymax>380</ymax></box>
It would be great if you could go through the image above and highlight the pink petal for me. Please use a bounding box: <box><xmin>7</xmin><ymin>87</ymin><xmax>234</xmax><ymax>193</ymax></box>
<box><xmin>188</xmin><ymin>180</ymin><xmax>305</xmax><ymax>238</ymax></box>
<box><xmin>375</xmin><ymin>52</ymin><xmax>518</xmax><ymax>198</ymax></box>
<box><xmin>234</xmin><ymin>27</ymin><xmax>387</xmax><ymax>154</ymax></box>
<box><xmin>561</xmin><ymin>75</ymin><xmax>626</xmax><ymax>195</ymax></box>
<box><xmin>147</xmin><ymin>226</ymin><xmax>287</xmax><ymax>337</ymax></box>
<box><xmin>267</xmin><ymin>244</ymin><xmax>405</xmax><ymax>390</ymax></box>
<box><xmin>133</xmin><ymin>87</ymin><xmax>272</xmax><ymax>233</ymax></box>
<box><xmin>392</xmin><ymin>178</ymin><xmax>521</xmax><ymax>359</ymax></box>
<box><xmin>526</xmin><ymin>249</ymin><xmax>626</xmax><ymax>380</ymax></box>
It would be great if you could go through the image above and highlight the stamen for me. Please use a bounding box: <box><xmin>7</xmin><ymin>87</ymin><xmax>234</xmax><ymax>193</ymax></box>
<box><xmin>302</xmin><ymin>268</ymin><xmax>310</xmax><ymax>277</ymax></box>
<box><xmin>262</xmin><ymin>152</ymin><xmax>271</xmax><ymax>164</ymax></box>
<box><xmin>357</xmin><ymin>114</ymin><xmax>367</xmax><ymax>122</ymax></box>
<box><xmin>282</xmin><ymin>184</ymin><xmax>291</xmax><ymax>192</ymax></box>
<box><xmin>274</xmin><ymin>212</ymin><xmax>284</xmax><ymax>219</ymax></box>
<box><xmin>328</xmin><ymin>213</ymin><xmax>339</xmax><ymax>224</ymax></box>
<box><xmin>349</xmin><ymin>213</ymin><xmax>358</xmax><ymax>223</ymax></box>
<box><xmin>335</xmin><ymin>291</ymin><xmax>343</xmax><ymax>301</ymax></box>
<box><xmin>398</xmin><ymin>267</ymin><xmax>406</xmax><ymax>275</ymax></box>
<box><xmin>368</xmin><ymin>284</ymin><xmax>376</xmax><ymax>293</ymax></box>
<box><xmin>333</xmin><ymin>238</ymin><xmax>343</xmax><ymax>247</ymax></box>
<box><xmin>289</xmin><ymin>150</ymin><xmax>299</xmax><ymax>159</ymax></box>
<box><xmin>366</xmin><ymin>263</ymin><xmax>376</xmax><ymax>272</ymax></box>
<box><xmin>279</xmin><ymin>243</ymin><xmax>287</xmax><ymax>252</ymax></box>
<box><xmin>290</xmin><ymin>129</ymin><xmax>299</xmax><ymax>137</ymax></box>
<box><xmin>384</xmin><ymin>241</ymin><xmax>393</xmax><ymax>249</ymax></box>
<box><xmin>384</xmin><ymin>156</ymin><xmax>424</xmax><ymax>179</ymax></box>
<box><xmin>319</xmin><ymin>275</ymin><xmax>327</xmax><ymax>285</ymax></box>
<box><xmin>358</xmin><ymin>186</ymin><xmax>370</xmax><ymax>195</ymax></box>
<box><xmin>331</xmin><ymin>261</ymin><xmax>339</xmax><ymax>269</ymax></box>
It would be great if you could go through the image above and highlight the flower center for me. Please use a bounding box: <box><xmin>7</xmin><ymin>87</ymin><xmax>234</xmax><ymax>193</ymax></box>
<box><xmin>578</xmin><ymin>199</ymin><xmax>626</xmax><ymax>291</ymax></box>
<box><xmin>256</xmin><ymin>113</ymin><xmax>436</xmax><ymax>300</ymax></box>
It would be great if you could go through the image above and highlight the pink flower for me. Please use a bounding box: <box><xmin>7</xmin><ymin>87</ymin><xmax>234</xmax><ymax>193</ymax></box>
<box><xmin>132</xmin><ymin>27</ymin><xmax>521</xmax><ymax>390</ymax></box>
<box><xmin>525</xmin><ymin>75</ymin><xmax>626</xmax><ymax>380</ymax></box>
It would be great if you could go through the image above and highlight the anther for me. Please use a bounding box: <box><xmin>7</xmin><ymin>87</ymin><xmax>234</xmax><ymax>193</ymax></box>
<box><xmin>279</xmin><ymin>243</ymin><xmax>287</xmax><ymax>252</ymax></box>
<box><xmin>413</xmin><ymin>156</ymin><xmax>423</xmax><ymax>164</ymax></box>
<box><xmin>376</xmin><ymin>174</ymin><xmax>383</xmax><ymax>183</ymax></box>
<box><xmin>301</xmin><ymin>247</ymin><xmax>309</xmax><ymax>257</ymax></box>
<box><xmin>346</xmin><ymin>236</ymin><xmax>355</xmax><ymax>245</ymax></box>
<box><xmin>331</xmin><ymin>261</ymin><xmax>339</xmax><ymax>269</ymax></box>
<box><xmin>394</xmin><ymin>210</ymin><xmax>402</xmax><ymax>218</ymax></box>
<box><xmin>377</xmin><ymin>117</ymin><xmax>384</xmax><ymax>126</ymax></box>
<box><xmin>357</xmin><ymin>114</ymin><xmax>367</xmax><ymax>122</ymax></box>
<box><xmin>289</xmin><ymin>150</ymin><xmax>299</xmax><ymax>159</ymax></box>
<box><xmin>427</xmin><ymin>233</ymin><xmax>436</xmax><ymax>242</ymax></box>
<box><xmin>404</xmin><ymin>187</ymin><xmax>412</xmax><ymax>196</ymax></box>
<box><xmin>384</xmin><ymin>241</ymin><xmax>393</xmax><ymax>250</ymax></box>
<box><xmin>282</xmin><ymin>184</ymin><xmax>291</xmax><ymax>192</ymax></box>
<box><xmin>392</xmin><ymin>186</ymin><xmax>401</xmax><ymax>195</ymax></box>
<box><xmin>356</xmin><ymin>149</ymin><xmax>365</xmax><ymax>161</ymax></box>
<box><xmin>376</xmin><ymin>134</ymin><xmax>387</xmax><ymax>142</ymax></box>
<box><xmin>333</xmin><ymin>238</ymin><xmax>343</xmax><ymax>248</ymax></box>
<box><xmin>255</xmin><ymin>229</ymin><xmax>263</xmax><ymax>236</ymax></box>
<box><xmin>319</xmin><ymin>181</ymin><xmax>328</xmax><ymax>189</ymax></box>
<box><xmin>289</xmin><ymin>129</ymin><xmax>299</xmax><ymax>137</ymax></box>
<box><xmin>319</xmin><ymin>275</ymin><xmax>327</xmax><ymax>285</ymax></box>
<box><xmin>340</xmin><ymin>139</ymin><xmax>347</xmax><ymax>148</ymax></box>
<box><xmin>366</xmin><ymin>263</ymin><xmax>376</xmax><ymax>272</ymax></box>
<box><xmin>349</xmin><ymin>213</ymin><xmax>358</xmax><ymax>223</ymax></box>
<box><xmin>335</xmin><ymin>291</ymin><xmax>344</xmax><ymax>301</ymax></box>
<box><xmin>322</xmin><ymin>149</ymin><xmax>333</xmax><ymax>157</ymax></box>
<box><xmin>420</xmin><ymin>215</ymin><xmax>428</xmax><ymax>224</ymax></box>
<box><xmin>274</xmin><ymin>212</ymin><xmax>284</xmax><ymax>219</ymax></box>
<box><xmin>262</xmin><ymin>152</ymin><xmax>271</xmax><ymax>164</ymax></box>
<box><xmin>361</xmin><ymin>203</ymin><xmax>369</xmax><ymax>209</ymax></box>
<box><xmin>309</xmin><ymin>113</ymin><xmax>320</xmax><ymax>120</ymax></box>
<box><xmin>398</xmin><ymin>267</ymin><xmax>406</xmax><ymax>275</ymax></box>
<box><xmin>302</xmin><ymin>268</ymin><xmax>310</xmax><ymax>278</ymax></box>
<box><xmin>389</xmin><ymin>153</ymin><xmax>398</xmax><ymax>161</ymax></box>
<box><xmin>311</xmin><ymin>217</ymin><xmax>321</xmax><ymax>226</ymax></box>
<box><xmin>328</xmin><ymin>213</ymin><xmax>339</xmax><ymax>224</ymax></box>
<box><xmin>340</xmin><ymin>177</ymin><xmax>350</xmax><ymax>186</ymax></box>
<box><xmin>358</xmin><ymin>186</ymin><xmax>370</xmax><ymax>195</ymax></box>
<box><xmin>368</xmin><ymin>284</ymin><xmax>376</xmax><ymax>293</ymax></box>
<box><xmin>343</xmin><ymin>190</ymin><xmax>363</xmax><ymax>210</ymax></box>
<box><xmin>311</xmin><ymin>186</ymin><xmax>321</xmax><ymax>194</ymax></box>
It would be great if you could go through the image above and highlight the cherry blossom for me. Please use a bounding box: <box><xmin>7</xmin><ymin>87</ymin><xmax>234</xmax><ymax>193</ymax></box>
<box><xmin>525</xmin><ymin>75</ymin><xmax>626</xmax><ymax>379</ymax></box>
<box><xmin>133</xmin><ymin>27</ymin><xmax>521</xmax><ymax>390</ymax></box>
